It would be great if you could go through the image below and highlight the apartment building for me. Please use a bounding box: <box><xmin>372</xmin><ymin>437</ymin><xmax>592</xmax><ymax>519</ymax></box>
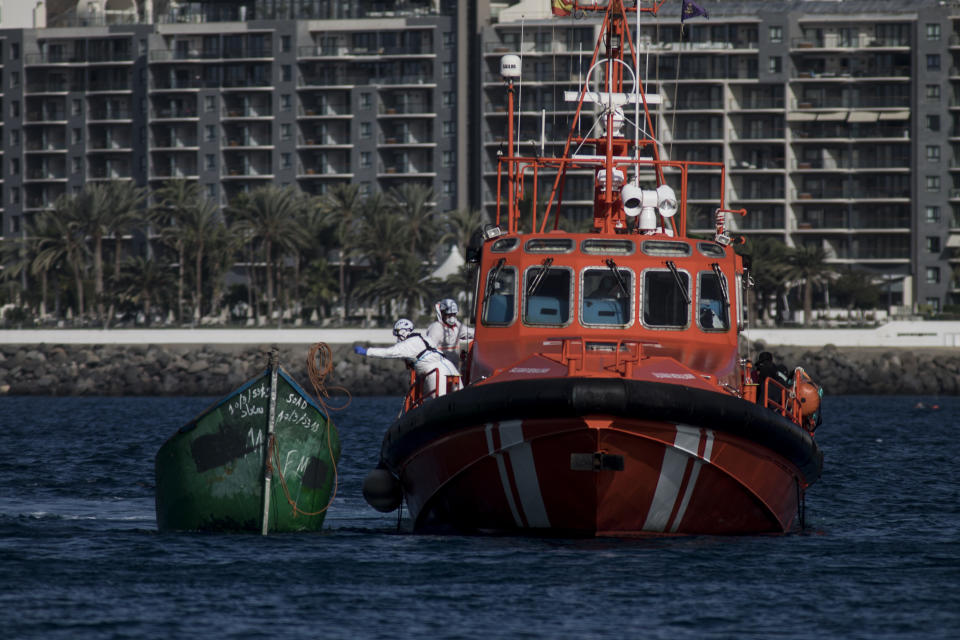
<box><xmin>0</xmin><ymin>0</ymin><xmax>463</xmax><ymax>242</ymax></box>
<box><xmin>480</xmin><ymin>0</ymin><xmax>960</xmax><ymax>313</ymax></box>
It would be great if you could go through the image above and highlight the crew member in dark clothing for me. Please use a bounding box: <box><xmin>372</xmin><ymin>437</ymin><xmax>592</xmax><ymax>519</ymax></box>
<box><xmin>754</xmin><ymin>351</ymin><xmax>790</xmax><ymax>406</ymax></box>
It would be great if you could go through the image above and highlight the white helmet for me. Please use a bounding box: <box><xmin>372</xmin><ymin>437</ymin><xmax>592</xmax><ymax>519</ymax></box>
<box><xmin>437</xmin><ymin>298</ymin><xmax>458</xmax><ymax>326</ymax></box>
<box><xmin>393</xmin><ymin>318</ymin><xmax>414</xmax><ymax>341</ymax></box>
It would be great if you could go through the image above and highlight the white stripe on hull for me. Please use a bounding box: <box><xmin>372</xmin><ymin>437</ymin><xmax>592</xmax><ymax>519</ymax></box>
<box><xmin>643</xmin><ymin>424</ymin><xmax>715</xmax><ymax>533</ymax></box>
<box><xmin>485</xmin><ymin>421</ymin><xmax>551</xmax><ymax>529</ymax></box>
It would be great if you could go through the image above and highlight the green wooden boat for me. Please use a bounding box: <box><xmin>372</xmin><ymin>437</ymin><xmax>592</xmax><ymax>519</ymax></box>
<box><xmin>155</xmin><ymin>351</ymin><xmax>341</xmax><ymax>533</ymax></box>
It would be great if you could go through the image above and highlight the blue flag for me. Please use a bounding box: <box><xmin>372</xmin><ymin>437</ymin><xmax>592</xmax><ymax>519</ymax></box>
<box><xmin>681</xmin><ymin>0</ymin><xmax>708</xmax><ymax>22</ymax></box>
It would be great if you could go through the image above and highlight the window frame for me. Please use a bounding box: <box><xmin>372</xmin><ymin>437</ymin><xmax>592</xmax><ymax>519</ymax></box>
<box><xmin>640</xmin><ymin>267</ymin><xmax>692</xmax><ymax>330</ymax></box>
<box><xmin>579</xmin><ymin>266</ymin><xmax>635</xmax><ymax>329</ymax></box>
<box><xmin>521</xmin><ymin>264</ymin><xmax>574</xmax><ymax>328</ymax></box>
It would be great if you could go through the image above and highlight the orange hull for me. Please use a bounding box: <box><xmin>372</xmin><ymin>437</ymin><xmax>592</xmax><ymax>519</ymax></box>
<box><xmin>382</xmin><ymin>378</ymin><xmax>820</xmax><ymax>536</ymax></box>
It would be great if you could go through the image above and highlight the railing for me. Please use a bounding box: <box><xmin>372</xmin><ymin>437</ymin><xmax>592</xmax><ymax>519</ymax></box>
<box><xmin>25</xmin><ymin>51</ymin><xmax>133</xmax><ymax>64</ymax></box>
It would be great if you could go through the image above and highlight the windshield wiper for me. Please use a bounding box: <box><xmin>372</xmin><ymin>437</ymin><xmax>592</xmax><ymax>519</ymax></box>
<box><xmin>711</xmin><ymin>262</ymin><xmax>730</xmax><ymax>313</ymax></box>
<box><xmin>665</xmin><ymin>260</ymin><xmax>690</xmax><ymax>305</ymax></box>
<box><xmin>482</xmin><ymin>258</ymin><xmax>506</xmax><ymax>305</ymax></box>
<box><xmin>605</xmin><ymin>259</ymin><xmax>630</xmax><ymax>297</ymax></box>
<box><xmin>526</xmin><ymin>257</ymin><xmax>554</xmax><ymax>296</ymax></box>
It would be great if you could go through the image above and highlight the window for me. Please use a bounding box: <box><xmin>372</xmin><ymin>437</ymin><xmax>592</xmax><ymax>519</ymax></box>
<box><xmin>926</xmin><ymin>267</ymin><xmax>941</xmax><ymax>283</ymax></box>
<box><xmin>769</xmin><ymin>26</ymin><xmax>783</xmax><ymax>43</ymax></box>
<box><xmin>482</xmin><ymin>266</ymin><xmax>517</xmax><ymax>325</ymax></box>
<box><xmin>280</xmin><ymin>123</ymin><xmax>291</xmax><ymax>140</ymax></box>
<box><xmin>927</xmin><ymin>236</ymin><xmax>941</xmax><ymax>252</ymax></box>
<box><xmin>581</xmin><ymin>267</ymin><xmax>632</xmax><ymax>327</ymax></box>
<box><xmin>205</xmin><ymin>154</ymin><xmax>215</xmax><ymax>170</ymax></box>
<box><xmin>11</xmin><ymin>100</ymin><xmax>19</xmax><ymax>117</ymax></box>
<box><xmin>442</xmin><ymin>150</ymin><xmax>455</xmax><ymax>167</ymax></box>
<box><xmin>11</xmin><ymin>187</ymin><xmax>20</xmax><ymax>204</ymax></box>
<box><xmin>443</xmin><ymin>61</ymin><xmax>455</xmax><ymax>77</ymax></box>
<box><xmin>11</xmin><ymin>43</ymin><xmax>20</xmax><ymax>60</ymax></box>
<box><xmin>926</xmin><ymin>206</ymin><xmax>941</xmax><ymax>223</ymax></box>
<box><xmin>359</xmin><ymin>122</ymin><xmax>371</xmax><ymax>138</ymax></box>
<box><xmin>71</xmin><ymin>157</ymin><xmax>82</xmax><ymax>173</ymax></box>
<box><xmin>10</xmin><ymin>158</ymin><xmax>19</xmax><ymax>175</ymax></box>
<box><xmin>768</xmin><ymin>56</ymin><xmax>781</xmax><ymax>73</ymax></box>
<box><xmin>926</xmin><ymin>84</ymin><xmax>941</xmax><ymax>100</ymax></box>
<box><xmin>443</xmin><ymin>180</ymin><xmax>455</xmax><ymax>196</ymax></box>
<box><xmin>72</xmin><ymin>128</ymin><xmax>82</xmax><ymax>144</ymax></box>
<box><xmin>281</xmin><ymin>65</ymin><xmax>292</xmax><ymax>82</ymax></box>
<box><xmin>523</xmin><ymin>266</ymin><xmax>572</xmax><ymax>326</ymax></box>
<box><xmin>10</xmin><ymin>130</ymin><xmax>19</xmax><ymax>145</ymax></box>
<box><xmin>72</xmin><ymin>99</ymin><xmax>82</xmax><ymax>116</ymax></box>
<box><xmin>643</xmin><ymin>269</ymin><xmax>690</xmax><ymax>328</ymax></box>
<box><xmin>205</xmin><ymin>95</ymin><xmax>216</xmax><ymax>111</ymax></box>
<box><xmin>281</xmin><ymin>35</ymin><xmax>291</xmax><ymax>52</ymax></box>
<box><xmin>360</xmin><ymin>151</ymin><xmax>371</xmax><ymax>168</ymax></box>
<box><xmin>927</xmin><ymin>54</ymin><xmax>941</xmax><ymax>71</ymax></box>
<box><xmin>206</xmin><ymin>184</ymin><xmax>217</xmax><ymax>200</ymax></box>
<box><xmin>281</xmin><ymin>152</ymin><xmax>291</xmax><ymax>169</ymax></box>
<box><xmin>280</xmin><ymin>94</ymin><xmax>291</xmax><ymax>110</ymax></box>
<box><xmin>926</xmin><ymin>114</ymin><xmax>940</xmax><ymax>131</ymax></box>
<box><xmin>926</xmin><ymin>297</ymin><xmax>941</xmax><ymax>312</ymax></box>
<box><xmin>360</xmin><ymin>93</ymin><xmax>372</xmax><ymax>109</ymax></box>
<box><xmin>443</xmin><ymin>91</ymin><xmax>455</xmax><ymax>107</ymax></box>
<box><xmin>927</xmin><ymin>24</ymin><xmax>941</xmax><ymax>41</ymax></box>
<box><xmin>443</xmin><ymin>32</ymin><xmax>455</xmax><ymax>47</ymax></box>
<box><xmin>359</xmin><ymin>182</ymin><xmax>371</xmax><ymax>196</ymax></box>
<box><xmin>205</xmin><ymin>125</ymin><xmax>216</xmax><ymax>141</ymax></box>
<box><xmin>443</xmin><ymin>121</ymin><xmax>456</xmax><ymax>136</ymax></box>
<box><xmin>927</xmin><ymin>146</ymin><xmax>941</xmax><ymax>162</ymax></box>
<box><xmin>11</xmin><ymin>71</ymin><xmax>19</xmax><ymax>86</ymax></box>
<box><xmin>926</xmin><ymin>176</ymin><xmax>940</xmax><ymax>192</ymax></box>
<box><xmin>698</xmin><ymin>271</ymin><xmax>730</xmax><ymax>331</ymax></box>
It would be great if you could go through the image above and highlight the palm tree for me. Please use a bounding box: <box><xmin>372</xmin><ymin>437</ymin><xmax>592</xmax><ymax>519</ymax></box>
<box><xmin>783</xmin><ymin>244</ymin><xmax>833</xmax><ymax>326</ymax></box>
<box><xmin>319</xmin><ymin>183</ymin><xmax>365</xmax><ymax>324</ymax></box>
<box><xmin>738</xmin><ymin>236</ymin><xmax>791</xmax><ymax>325</ymax></box>
<box><xmin>152</xmin><ymin>180</ymin><xmax>203</xmax><ymax>324</ymax></box>
<box><xmin>180</xmin><ymin>197</ymin><xmax>221</xmax><ymax>322</ymax></box>
<box><xmin>389</xmin><ymin>183</ymin><xmax>438</xmax><ymax>257</ymax></box>
<box><xmin>116</xmin><ymin>256</ymin><xmax>176</xmax><ymax>325</ymax></box>
<box><xmin>102</xmin><ymin>181</ymin><xmax>147</xmax><ymax>288</ymax></box>
<box><xmin>440</xmin><ymin>207</ymin><xmax>491</xmax><ymax>258</ymax></box>
<box><xmin>230</xmin><ymin>186</ymin><xmax>307</xmax><ymax>322</ymax></box>
<box><xmin>352</xmin><ymin>193</ymin><xmax>412</xmax><ymax>321</ymax></box>
<box><xmin>204</xmin><ymin>215</ymin><xmax>246</xmax><ymax>321</ymax></box>
<box><xmin>40</xmin><ymin>195</ymin><xmax>93</xmax><ymax>319</ymax></box>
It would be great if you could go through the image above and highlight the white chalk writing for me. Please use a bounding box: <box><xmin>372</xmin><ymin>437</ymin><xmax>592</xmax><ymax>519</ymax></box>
<box><xmin>286</xmin><ymin>393</ymin><xmax>308</xmax><ymax>410</ymax></box>
<box><xmin>276</xmin><ymin>408</ymin><xmax>323</xmax><ymax>433</ymax></box>
<box><xmin>227</xmin><ymin>382</ymin><xmax>269</xmax><ymax>419</ymax></box>
<box><xmin>281</xmin><ymin>449</ymin><xmax>312</xmax><ymax>478</ymax></box>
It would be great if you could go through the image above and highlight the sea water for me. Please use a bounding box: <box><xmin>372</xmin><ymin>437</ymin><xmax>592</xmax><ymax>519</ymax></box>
<box><xmin>0</xmin><ymin>395</ymin><xmax>958</xmax><ymax>639</ymax></box>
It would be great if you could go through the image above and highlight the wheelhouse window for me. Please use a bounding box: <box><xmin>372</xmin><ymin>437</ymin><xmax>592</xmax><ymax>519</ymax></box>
<box><xmin>697</xmin><ymin>271</ymin><xmax>730</xmax><ymax>331</ymax></box>
<box><xmin>581</xmin><ymin>267</ymin><xmax>632</xmax><ymax>327</ymax></box>
<box><xmin>481</xmin><ymin>264</ymin><xmax>517</xmax><ymax>326</ymax></box>
<box><xmin>642</xmin><ymin>269</ymin><xmax>689</xmax><ymax>328</ymax></box>
<box><xmin>523</xmin><ymin>266</ymin><xmax>572</xmax><ymax>326</ymax></box>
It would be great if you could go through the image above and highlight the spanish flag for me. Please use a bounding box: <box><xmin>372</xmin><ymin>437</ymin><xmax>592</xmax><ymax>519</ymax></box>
<box><xmin>551</xmin><ymin>0</ymin><xmax>574</xmax><ymax>16</ymax></box>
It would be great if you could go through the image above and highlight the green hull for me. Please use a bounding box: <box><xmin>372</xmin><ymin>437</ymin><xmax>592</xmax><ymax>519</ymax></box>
<box><xmin>155</xmin><ymin>364</ymin><xmax>341</xmax><ymax>533</ymax></box>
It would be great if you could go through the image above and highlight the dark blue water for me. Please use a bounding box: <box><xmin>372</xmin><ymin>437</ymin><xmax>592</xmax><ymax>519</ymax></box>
<box><xmin>1</xmin><ymin>394</ymin><xmax>958</xmax><ymax>639</ymax></box>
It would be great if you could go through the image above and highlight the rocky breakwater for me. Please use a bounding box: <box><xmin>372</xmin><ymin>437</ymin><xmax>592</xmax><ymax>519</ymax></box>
<box><xmin>1</xmin><ymin>342</ymin><xmax>959</xmax><ymax>396</ymax></box>
<box><xmin>0</xmin><ymin>343</ymin><xmax>408</xmax><ymax>397</ymax></box>
<box><xmin>756</xmin><ymin>344</ymin><xmax>960</xmax><ymax>396</ymax></box>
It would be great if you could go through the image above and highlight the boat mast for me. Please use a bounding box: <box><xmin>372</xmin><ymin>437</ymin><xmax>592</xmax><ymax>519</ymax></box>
<box><xmin>261</xmin><ymin>348</ymin><xmax>280</xmax><ymax>535</ymax></box>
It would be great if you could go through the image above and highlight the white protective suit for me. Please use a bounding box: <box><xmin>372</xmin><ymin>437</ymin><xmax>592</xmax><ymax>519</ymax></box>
<box><xmin>365</xmin><ymin>332</ymin><xmax>460</xmax><ymax>398</ymax></box>
<box><xmin>424</xmin><ymin>319</ymin><xmax>474</xmax><ymax>368</ymax></box>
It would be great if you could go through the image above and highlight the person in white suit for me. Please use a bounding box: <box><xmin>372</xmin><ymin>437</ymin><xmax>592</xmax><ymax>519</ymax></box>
<box><xmin>424</xmin><ymin>298</ymin><xmax>474</xmax><ymax>369</ymax></box>
<box><xmin>354</xmin><ymin>318</ymin><xmax>460</xmax><ymax>399</ymax></box>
